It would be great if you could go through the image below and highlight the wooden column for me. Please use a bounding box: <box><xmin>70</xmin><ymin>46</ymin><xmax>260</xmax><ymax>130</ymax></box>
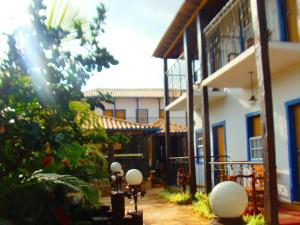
<box><xmin>163</xmin><ymin>58</ymin><xmax>171</xmax><ymax>185</ymax></box>
<box><xmin>108</xmin><ymin>143</ymin><xmax>114</xmax><ymax>166</ymax></box>
<box><xmin>183</xmin><ymin>27</ymin><xmax>197</xmax><ymax>196</ymax></box>
<box><xmin>250</xmin><ymin>0</ymin><xmax>278</xmax><ymax>224</ymax></box>
<box><xmin>196</xmin><ymin>13</ymin><xmax>212</xmax><ymax>193</ymax></box>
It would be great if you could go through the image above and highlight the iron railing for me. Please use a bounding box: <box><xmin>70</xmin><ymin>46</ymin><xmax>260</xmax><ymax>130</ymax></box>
<box><xmin>210</xmin><ymin>161</ymin><xmax>264</xmax><ymax>214</ymax></box>
<box><xmin>204</xmin><ymin>0</ymin><xmax>279</xmax><ymax>76</ymax></box>
<box><xmin>166</xmin><ymin>53</ymin><xmax>186</xmax><ymax>101</ymax></box>
<box><xmin>168</xmin><ymin>156</ymin><xmax>189</xmax><ymax>185</ymax></box>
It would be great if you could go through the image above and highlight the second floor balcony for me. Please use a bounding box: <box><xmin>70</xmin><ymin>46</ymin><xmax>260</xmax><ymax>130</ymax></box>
<box><xmin>200</xmin><ymin>0</ymin><xmax>300</xmax><ymax>89</ymax></box>
<box><xmin>166</xmin><ymin>52</ymin><xmax>226</xmax><ymax>111</ymax></box>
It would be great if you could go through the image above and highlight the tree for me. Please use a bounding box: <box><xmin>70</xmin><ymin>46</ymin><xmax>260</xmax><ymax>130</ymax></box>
<box><xmin>0</xmin><ymin>0</ymin><xmax>118</xmax><ymax>202</ymax></box>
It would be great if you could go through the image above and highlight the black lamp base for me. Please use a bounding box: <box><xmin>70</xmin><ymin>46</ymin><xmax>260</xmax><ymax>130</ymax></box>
<box><xmin>210</xmin><ymin>216</ymin><xmax>245</xmax><ymax>225</ymax></box>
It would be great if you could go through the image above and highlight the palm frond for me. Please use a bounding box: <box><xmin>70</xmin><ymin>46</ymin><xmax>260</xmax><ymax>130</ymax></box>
<box><xmin>47</xmin><ymin>0</ymin><xmax>57</xmax><ymax>28</ymax></box>
<box><xmin>29</xmin><ymin>172</ymin><xmax>99</xmax><ymax>205</ymax></box>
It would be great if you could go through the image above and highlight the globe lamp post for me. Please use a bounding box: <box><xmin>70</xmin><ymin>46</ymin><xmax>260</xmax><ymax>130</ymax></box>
<box><xmin>110</xmin><ymin>162</ymin><xmax>122</xmax><ymax>192</ymax></box>
<box><xmin>125</xmin><ymin>169</ymin><xmax>145</xmax><ymax>225</ymax></box>
<box><xmin>209</xmin><ymin>181</ymin><xmax>248</xmax><ymax>225</ymax></box>
<box><xmin>125</xmin><ymin>169</ymin><xmax>144</xmax><ymax>211</ymax></box>
<box><xmin>110</xmin><ymin>162</ymin><xmax>125</xmax><ymax>225</ymax></box>
<box><xmin>117</xmin><ymin>169</ymin><xmax>124</xmax><ymax>191</ymax></box>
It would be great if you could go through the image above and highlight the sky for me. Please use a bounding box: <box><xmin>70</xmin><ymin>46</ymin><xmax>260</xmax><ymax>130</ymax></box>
<box><xmin>79</xmin><ymin>0</ymin><xmax>184</xmax><ymax>91</ymax></box>
<box><xmin>0</xmin><ymin>0</ymin><xmax>184</xmax><ymax>91</ymax></box>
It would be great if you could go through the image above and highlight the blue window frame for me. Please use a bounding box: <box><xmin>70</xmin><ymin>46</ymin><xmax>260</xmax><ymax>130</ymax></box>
<box><xmin>136</xmin><ymin>109</ymin><xmax>148</xmax><ymax>123</ymax></box>
<box><xmin>195</xmin><ymin>129</ymin><xmax>204</xmax><ymax>164</ymax></box>
<box><xmin>245</xmin><ymin>111</ymin><xmax>262</xmax><ymax>161</ymax></box>
<box><xmin>285</xmin><ymin>97</ymin><xmax>300</xmax><ymax>202</ymax></box>
<box><xmin>211</xmin><ymin>121</ymin><xmax>227</xmax><ymax>160</ymax></box>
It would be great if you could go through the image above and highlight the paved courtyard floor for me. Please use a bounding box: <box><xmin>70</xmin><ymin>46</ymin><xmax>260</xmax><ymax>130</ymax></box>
<box><xmin>102</xmin><ymin>188</ymin><xmax>209</xmax><ymax>225</ymax></box>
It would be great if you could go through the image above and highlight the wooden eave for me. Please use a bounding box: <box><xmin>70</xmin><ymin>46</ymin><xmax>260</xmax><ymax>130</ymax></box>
<box><xmin>153</xmin><ymin>0</ymin><xmax>207</xmax><ymax>59</ymax></box>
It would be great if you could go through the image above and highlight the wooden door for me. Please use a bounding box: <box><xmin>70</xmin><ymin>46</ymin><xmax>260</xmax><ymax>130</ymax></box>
<box><xmin>213</xmin><ymin>124</ymin><xmax>226</xmax><ymax>183</ymax></box>
<box><xmin>103</xmin><ymin>110</ymin><xmax>113</xmax><ymax>117</ymax></box>
<box><xmin>286</xmin><ymin>0</ymin><xmax>300</xmax><ymax>42</ymax></box>
<box><xmin>252</xmin><ymin>115</ymin><xmax>262</xmax><ymax>137</ymax></box>
<box><xmin>294</xmin><ymin>105</ymin><xmax>300</xmax><ymax>188</ymax></box>
<box><xmin>216</xmin><ymin>125</ymin><xmax>226</xmax><ymax>161</ymax></box>
<box><xmin>115</xmin><ymin>110</ymin><xmax>125</xmax><ymax>120</ymax></box>
<box><xmin>159</xmin><ymin>110</ymin><xmax>165</xmax><ymax>119</ymax></box>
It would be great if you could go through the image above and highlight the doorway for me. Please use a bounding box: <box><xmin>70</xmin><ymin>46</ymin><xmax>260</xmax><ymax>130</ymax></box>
<box><xmin>212</xmin><ymin>122</ymin><xmax>227</xmax><ymax>184</ymax></box>
<box><xmin>286</xmin><ymin>99</ymin><xmax>300</xmax><ymax>202</ymax></box>
<box><xmin>286</xmin><ymin>0</ymin><xmax>300</xmax><ymax>42</ymax></box>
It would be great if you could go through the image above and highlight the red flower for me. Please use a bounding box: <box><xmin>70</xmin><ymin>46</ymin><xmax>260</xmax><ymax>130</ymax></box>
<box><xmin>61</xmin><ymin>159</ymin><xmax>69</xmax><ymax>167</ymax></box>
<box><xmin>0</xmin><ymin>127</ymin><xmax>5</xmax><ymax>134</ymax></box>
<box><xmin>52</xmin><ymin>208</ymin><xmax>70</xmax><ymax>225</ymax></box>
<box><xmin>42</xmin><ymin>155</ymin><xmax>53</xmax><ymax>167</ymax></box>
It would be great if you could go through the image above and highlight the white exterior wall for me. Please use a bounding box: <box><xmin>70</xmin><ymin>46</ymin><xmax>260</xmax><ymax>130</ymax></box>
<box><xmin>95</xmin><ymin>97</ymin><xmax>186</xmax><ymax>125</ymax></box>
<box><xmin>192</xmin><ymin>63</ymin><xmax>300</xmax><ymax>202</ymax></box>
<box><xmin>138</xmin><ymin>98</ymin><xmax>160</xmax><ymax>123</ymax></box>
<box><xmin>116</xmin><ymin>98</ymin><xmax>137</xmax><ymax>121</ymax></box>
<box><xmin>170</xmin><ymin>111</ymin><xmax>186</xmax><ymax>126</ymax></box>
<box><xmin>271</xmin><ymin>63</ymin><xmax>300</xmax><ymax>202</ymax></box>
<box><xmin>209</xmin><ymin>89</ymin><xmax>259</xmax><ymax>161</ymax></box>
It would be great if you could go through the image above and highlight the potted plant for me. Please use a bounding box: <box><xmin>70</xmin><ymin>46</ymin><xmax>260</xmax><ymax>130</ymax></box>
<box><xmin>151</xmin><ymin>177</ymin><xmax>163</xmax><ymax>188</ymax></box>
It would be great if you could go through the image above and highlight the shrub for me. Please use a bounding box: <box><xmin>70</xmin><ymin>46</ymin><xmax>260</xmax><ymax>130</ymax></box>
<box><xmin>192</xmin><ymin>192</ymin><xmax>215</xmax><ymax>220</ymax></box>
<box><xmin>169</xmin><ymin>192</ymin><xmax>191</xmax><ymax>204</ymax></box>
<box><xmin>158</xmin><ymin>190</ymin><xmax>191</xmax><ymax>204</ymax></box>
<box><xmin>244</xmin><ymin>214</ymin><xmax>266</xmax><ymax>225</ymax></box>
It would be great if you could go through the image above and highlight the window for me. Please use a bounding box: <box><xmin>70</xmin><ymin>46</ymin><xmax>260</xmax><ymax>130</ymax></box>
<box><xmin>103</xmin><ymin>109</ymin><xmax>113</xmax><ymax>117</ymax></box>
<box><xmin>115</xmin><ymin>110</ymin><xmax>126</xmax><ymax>120</ymax></box>
<box><xmin>246</xmin><ymin>114</ymin><xmax>262</xmax><ymax>161</ymax></box>
<box><xmin>159</xmin><ymin>109</ymin><xmax>165</xmax><ymax>119</ymax></box>
<box><xmin>249</xmin><ymin>136</ymin><xmax>263</xmax><ymax>160</ymax></box>
<box><xmin>136</xmin><ymin>109</ymin><xmax>148</xmax><ymax>123</ymax></box>
<box><xmin>195</xmin><ymin>130</ymin><xmax>204</xmax><ymax>164</ymax></box>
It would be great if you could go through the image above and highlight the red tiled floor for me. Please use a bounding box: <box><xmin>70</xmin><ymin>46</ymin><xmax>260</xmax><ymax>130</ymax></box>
<box><xmin>279</xmin><ymin>208</ymin><xmax>300</xmax><ymax>225</ymax></box>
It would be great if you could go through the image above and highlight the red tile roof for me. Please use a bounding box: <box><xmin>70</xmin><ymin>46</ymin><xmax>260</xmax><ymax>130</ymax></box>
<box><xmin>84</xmin><ymin>88</ymin><xmax>164</xmax><ymax>98</ymax></box>
<box><xmin>97</xmin><ymin>115</ymin><xmax>156</xmax><ymax>131</ymax></box>
<box><xmin>150</xmin><ymin>119</ymin><xmax>187</xmax><ymax>134</ymax></box>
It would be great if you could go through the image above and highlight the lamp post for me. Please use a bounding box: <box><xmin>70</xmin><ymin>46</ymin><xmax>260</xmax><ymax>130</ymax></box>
<box><xmin>125</xmin><ymin>169</ymin><xmax>145</xmax><ymax>225</ymax></box>
<box><xmin>110</xmin><ymin>162</ymin><xmax>122</xmax><ymax>192</ymax></box>
<box><xmin>209</xmin><ymin>181</ymin><xmax>248</xmax><ymax>225</ymax></box>
<box><xmin>117</xmin><ymin>169</ymin><xmax>124</xmax><ymax>191</ymax></box>
<box><xmin>110</xmin><ymin>162</ymin><xmax>125</xmax><ymax>225</ymax></box>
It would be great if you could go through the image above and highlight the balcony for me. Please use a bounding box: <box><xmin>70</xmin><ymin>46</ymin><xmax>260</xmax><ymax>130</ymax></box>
<box><xmin>166</xmin><ymin>53</ymin><xmax>226</xmax><ymax>112</ymax></box>
<box><xmin>166</xmin><ymin>53</ymin><xmax>187</xmax><ymax>101</ymax></box>
<box><xmin>199</xmin><ymin>0</ymin><xmax>300</xmax><ymax>88</ymax></box>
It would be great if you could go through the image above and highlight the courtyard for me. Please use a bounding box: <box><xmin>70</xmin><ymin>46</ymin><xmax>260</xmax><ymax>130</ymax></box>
<box><xmin>102</xmin><ymin>188</ymin><xmax>209</xmax><ymax>225</ymax></box>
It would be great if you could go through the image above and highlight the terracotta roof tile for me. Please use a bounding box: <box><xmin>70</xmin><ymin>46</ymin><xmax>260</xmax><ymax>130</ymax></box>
<box><xmin>150</xmin><ymin>119</ymin><xmax>187</xmax><ymax>134</ymax></box>
<box><xmin>84</xmin><ymin>88</ymin><xmax>164</xmax><ymax>98</ymax></box>
<box><xmin>97</xmin><ymin>115</ymin><xmax>157</xmax><ymax>131</ymax></box>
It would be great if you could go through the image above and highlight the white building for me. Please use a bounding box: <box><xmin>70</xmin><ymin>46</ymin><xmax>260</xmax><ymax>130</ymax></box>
<box><xmin>84</xmin><ymin>88</ymin><xmax>186</xmax><ymax>126</ymax></box>
<box><xmin>153</xmin><ymin>0</ymin><xmax>300</xmax><ymax>220</ymax></box>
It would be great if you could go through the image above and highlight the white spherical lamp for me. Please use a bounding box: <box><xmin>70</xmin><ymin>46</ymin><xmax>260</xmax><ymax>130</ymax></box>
<box><xmin>126</xmin><ymin>169</ymin><xmax>143</xmax><ymax>185</ymax></box>
<box><xmin>118</xmin><ymin>169</ymin><xmax>124</xmax><ymax>177</ymax></box>
<box><xmin>210</xmin><ymin>181</ymin><xmax>248</xmax><ymax>218</ymax></box>
<box><xmin>111</xmin><ymin>175</ymin><xmax>116</xmax><ymax>182</ymax></box>
<box><xmin>110</xmin><ymin>162</ymin><xmax>122</xmax><ymax>173</ymax></box>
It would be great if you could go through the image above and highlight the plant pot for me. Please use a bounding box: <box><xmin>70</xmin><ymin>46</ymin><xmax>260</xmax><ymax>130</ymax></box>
<box><xmin>152</xmin><ymin>183</ymin><xmax>163</xmax><ymax>188</ymax></box>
